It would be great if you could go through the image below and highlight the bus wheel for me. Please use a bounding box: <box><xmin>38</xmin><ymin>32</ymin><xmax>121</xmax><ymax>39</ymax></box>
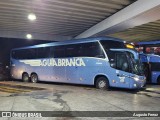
<box><xmin>31</xmin><ymin>73</ymin><xmax>38</xmax><ymax>83</ymax></box>
<box><xmin>96</xmin><ymin>77</ymin><xmax>109</xmax><ymax>90</ymax></box>
<box><xmin>22</xmin><ymin>73</ymin><xmax>29</xmax><ymax>82</ymax></box>
<box><xmin>157</xmin><ymin>76</ymin><xmax>160</xmax><ymax>85</ymax></box>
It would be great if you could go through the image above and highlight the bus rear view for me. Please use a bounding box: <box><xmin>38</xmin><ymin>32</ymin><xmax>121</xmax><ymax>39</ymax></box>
<box><xmin>10</xmin><ymin>37</ymin><xmax>146</xmax><ymax>90</ymax></box>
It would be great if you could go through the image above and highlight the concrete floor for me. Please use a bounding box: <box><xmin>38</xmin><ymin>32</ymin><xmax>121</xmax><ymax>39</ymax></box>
<box><xmin>0</xmin><ymin>80</ymin><xmax>160</xmax><ymax>120</ymax></box>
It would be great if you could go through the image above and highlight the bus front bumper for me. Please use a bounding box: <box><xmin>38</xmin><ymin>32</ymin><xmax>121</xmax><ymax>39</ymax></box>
<box><xmin>131</xmin><ymin>76</ymin><xmax>146</xmax><ymax>89</ymax></box>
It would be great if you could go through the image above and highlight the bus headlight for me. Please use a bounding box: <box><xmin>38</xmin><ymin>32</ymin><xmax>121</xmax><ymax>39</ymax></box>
<box><xmin>133</xmin><ymin>77</ymin><xmax>139</xmax><ymax>81</ymax></box>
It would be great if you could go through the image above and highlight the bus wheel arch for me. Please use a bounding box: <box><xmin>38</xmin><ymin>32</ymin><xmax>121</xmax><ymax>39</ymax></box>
<box><xmin>30</xmin><ymin>72</ymin><xmax>38</xmax><ymax>83</ymax></box>
<box><xmin>157</xmin><ymin>76</ymin><xmax>160</xmax><ymax>85</ymax></box>
<box><xmin>22</xmin><ymin>72</ymin><xmax>30</xmax><ymax>82</ymax></box>
<box><xmin>94</xmin><ymin>75</ymin><xmax>109</xmax><ymax>90</ymax></box>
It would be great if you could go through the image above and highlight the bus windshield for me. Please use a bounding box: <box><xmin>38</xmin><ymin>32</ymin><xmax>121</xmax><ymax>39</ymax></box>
<box><xmin>136</xmin><ymin>44</ymin><xmax>160</xmax><ymax>56</ymax></box>
<box><xmin>127</xmin><ymin>52</ymin><xmax>144</xmax><ymax>75</ymax></box>
<box><xmin>108</xmin><ymin>49</ymin><xmax>144</xmax><ymax>76</ymax></box>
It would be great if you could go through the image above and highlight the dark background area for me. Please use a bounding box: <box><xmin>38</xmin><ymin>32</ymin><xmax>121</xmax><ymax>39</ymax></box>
<box><xmin>0</xmin><ymin>37</ymin><xmax>53</xmax><ymax>67</ymax></box>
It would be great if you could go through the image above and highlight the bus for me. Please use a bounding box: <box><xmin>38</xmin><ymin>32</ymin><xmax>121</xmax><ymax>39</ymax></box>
<box><xmin>135</xmin><ymin>40</ymin><xmax>160</xmax><ymax>84</ymax></box>
<box><xmin>10</xmin><ymin>37</ymin><xmax>146</xmax><ymax>90</ymax></box>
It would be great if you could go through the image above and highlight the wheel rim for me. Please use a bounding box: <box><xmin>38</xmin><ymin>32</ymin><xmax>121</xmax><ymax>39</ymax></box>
<box><xmin>23</xmin><ymin>75</ymin><xmax>28</xmax><ymax>81</ymax></box>
<box><xmin>98</xmin><ymin>80</ymin><xmax>106</xmax><ymax>89</ymax></box>
<box><xmin>32</xmin><ymin>75</ymin><xmax>37</xmax><ymax>83</ymax></box>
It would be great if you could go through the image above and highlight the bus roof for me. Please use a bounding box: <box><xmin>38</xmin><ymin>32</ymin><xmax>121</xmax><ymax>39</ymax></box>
<box><xmin>12</xmin><ymin>36</ymin><xmax>124</xmax><ymax>50</ymax></box>
<box><xmin>137</xmin><ymin>40</ymin><xmax>160</xmax><ymax>46</ymax></box>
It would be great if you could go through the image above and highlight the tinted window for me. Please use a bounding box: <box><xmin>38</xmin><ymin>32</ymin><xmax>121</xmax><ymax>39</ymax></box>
<box><xmin>64</xmin><ymin>42</ymin><xmax>105</xmax><ymax>58</ymax></box>
<box><xmin>51</xmin><ymin>46</ymin><xmax>65</xmax><ymax>58</ymax></box>
<box><xmin>100</xmin><ymin>40</ymin><xmax>125</xmax><ymax>51</ymax></box>
<box><xmin>12</xmin><ymin>47</ymin><xmax>50</xmax><ymax>59</ymax></box>
<box><xmin>106</xmin><ymin>50</ymin><xmax>116</xmax><ymax>62</ymax></box>
<box><xmin>150</xmin><ymin>62</ymin><xmax>160</xmax><ymax>71</ymax></box>
<box><xmin>116</xmin><ymin>53</ymin><xmax>129</xmax><ymax>72</ymax></box>
<box><xmin>136</xmin><ymin>44</ymin><xmax>160</xmax><ymax>55</ymax></box>
<box><xmin>12</xmin><ymin>42</ymin><xmax>105</xmax><ymax>59</ymax></box>
<box><xmin>79</xmin><ymin>42</ymin><xmax>105</xmax><ymax>58</ymax></box>
<box><xmin>37</xmin><ymin>47</ymin><xmax>50</xmax><ymax>58</ymax></box>
<box><xmin>65</xmin><ymin>44</ymin><xmax>78</xmax><ymax>57</ymax></box>
<box><xmin>145</xmin><ymin>46</ymin><xmax>160</xmax><ymax>55</ymax></box>
<box><xmin>12</xmin><ymin>49</ymin><xmax>36</xmax><ymax>59</ymax></box>
<box><xmin>25</xmin><ymin>49</ymin><xmax>37</xmax><ymax>59</ymax></box>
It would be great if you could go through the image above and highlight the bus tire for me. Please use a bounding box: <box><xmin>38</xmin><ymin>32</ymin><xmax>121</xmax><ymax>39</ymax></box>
<box><xmin>157</xmin><ymin>76</ymin><xmax>160</xmax><ymax>85</ymax></box>
<box><xmin>96</xmin><ymin>77</ymin><xmax>109</xmax><ymax>90</ymax></box>
<box><xmin>31</xmin><ymin>73</ymin><xmax>38</xmax><ymax>83</ymax></box>
<box><xmin>22</xmin><ymin>73</ymin><xmax>30</xmax><ymax>82</ymax></box>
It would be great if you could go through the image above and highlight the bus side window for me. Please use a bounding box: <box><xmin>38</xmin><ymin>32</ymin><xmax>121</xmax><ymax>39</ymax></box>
<box><xmin>91</xmin><ymin>42</ymin><xmax>105</xmax><ymax>58</ymax></box>
<box><xmin>82</xmin><ymin>42</ymin><xmax>105</xmax><ymax>58</ymax></box>
<box><xmin>15</xmin><ymin>50</ymin><xmax>25</xmax><ymax>59</ymax></box>
<box><xmin>137</xmin><ymin>47</ymin><xmax>143</xmax><ymax>53</ymax></box>
<box><xmin>145</xmin><ymin>47</ymin><xmax>151</xmax><ymax>54</ymax></box>
<box><xmin>154</xmin><ymin>47</ymin><xmax>160</xmax><ymax>55</ymax></box>
<box><xmin>27</xmin><ymin>49</ymin><xmax>37</xmax><ymax>59</ymax></box>
<box><xmin>54</xmin><ymin>46</ymin><xmax>65</xmax><ymax>58</ymax></box>
<box><xmin>37</xmin><ymin>47</ymin><xmax>50</xmax><ymax>58</ymax></box>
<box><xmin>65</xmin><ymin>44</ymin><xmax>77</xmax><ymax>57</ymax></box>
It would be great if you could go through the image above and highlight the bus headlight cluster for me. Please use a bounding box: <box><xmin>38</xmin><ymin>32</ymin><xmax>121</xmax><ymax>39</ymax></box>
<box><xmin>133</xmin><ymin>77</ymin><xmax>139</xmax><ymax>81</ymax></box>
<box><xmin>134</xmin><ymin>84</ymin><xmax>137</xmax><ymax>87</ymax></box>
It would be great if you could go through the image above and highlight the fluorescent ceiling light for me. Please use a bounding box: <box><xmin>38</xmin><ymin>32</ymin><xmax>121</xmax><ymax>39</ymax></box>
<box><xmin>28</xmin><ymin>13</ymin><xmax>36</xmax><ymax>21</ymax></box>
<box><xmin>26</xmin><ymin>34</ymin><xmax>32</xmax><ymax>39</ymax></box>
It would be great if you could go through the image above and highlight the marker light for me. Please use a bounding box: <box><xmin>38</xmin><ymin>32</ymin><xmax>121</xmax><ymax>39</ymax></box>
<box><xmin>126</xmin><ymin>44</ymin><xmax>134</xmax><ymax>49</ymax></box>
<box><xmin>26</xmin><ymin>34</ymin><xmax>32</xmax><ymax>39</ymax></box>
<box><xmin>28</xmin><ymin>13</ymin><xmax>36</xmax><ymax>21</ymax></box>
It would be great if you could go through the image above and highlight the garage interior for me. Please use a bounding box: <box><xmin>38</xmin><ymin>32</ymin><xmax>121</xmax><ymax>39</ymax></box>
<box><xmin>0</xmin><ymin>0</ymin><xmax>160</xmax><ymax>119</ymax></box>
<box><xmin>0</xmin><ymin>0</ymin><xmax>159</xmax><ymax>42</ymax></box>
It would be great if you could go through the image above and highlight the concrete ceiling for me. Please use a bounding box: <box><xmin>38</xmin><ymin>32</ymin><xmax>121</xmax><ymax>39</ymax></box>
<box><xmin>0</xmin><ymin>0</ymin><xmax>135</xmax><ymax>40</ymax></box>
<box><xmin>76</xmin><ymin>0</ymin><xmax>160</xmax><ymax>42</ymax></box>
<box><xmin>109</xmin><ymin>19</ymin><xmax>160</xmax><ymax>42</ymax></box>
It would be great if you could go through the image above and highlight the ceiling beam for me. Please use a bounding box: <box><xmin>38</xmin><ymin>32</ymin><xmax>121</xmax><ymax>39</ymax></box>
<box><xmin>0</xmin><ymin>30</ymin><xmax>72</xmax><ymax>41</ymax></box>
<box><xmin>75</xmin><ymin>0</ymin><xmax>160</xmax><ymax>39</ymax></box>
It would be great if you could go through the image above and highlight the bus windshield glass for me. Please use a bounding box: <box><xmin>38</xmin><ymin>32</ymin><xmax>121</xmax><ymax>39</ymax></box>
<box><xmin>127</xmin><ymin>52</ymin><xmax>144</xmax><ymax>75</ymax></box>
<box><xmin>136</xmin><ymin>44</ymin><xmax>160</xmax><ymax>56</ymax></box>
